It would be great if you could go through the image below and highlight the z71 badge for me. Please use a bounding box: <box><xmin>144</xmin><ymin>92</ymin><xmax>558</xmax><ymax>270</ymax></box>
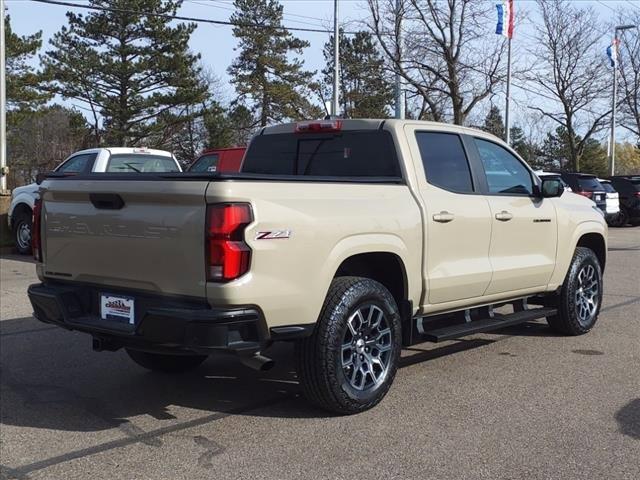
<box><xmin>255</xmin><ymin>230</ymin><xmax>292</xmax><ymax>240</ymax></box>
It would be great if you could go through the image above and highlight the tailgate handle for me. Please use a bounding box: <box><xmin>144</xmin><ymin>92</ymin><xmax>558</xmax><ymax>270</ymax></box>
<box><xmin>90</xmin><ymin>193</ymin><xmax>125</xmax><ymax>210</ymax></box>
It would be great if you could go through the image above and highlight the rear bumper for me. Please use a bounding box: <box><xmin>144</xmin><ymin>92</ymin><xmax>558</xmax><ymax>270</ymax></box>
<box><xmin>27</xmin><ymin>282</ymin><xmax>268</xmax><ymax>356</ymax></box>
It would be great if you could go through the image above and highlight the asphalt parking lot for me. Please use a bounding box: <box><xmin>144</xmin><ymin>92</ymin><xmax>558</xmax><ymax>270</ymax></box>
<box><xmin>1</xmin><ymin>227</ymin><xmax>639</xmax><ymax>480</ymax></box>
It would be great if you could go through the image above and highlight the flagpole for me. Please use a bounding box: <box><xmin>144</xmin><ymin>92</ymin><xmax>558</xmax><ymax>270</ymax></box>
<box><xmin>609</xmin><ymin>39</ymin><xmax>617</xmax><ymax>177</ymax></box>
<box><xmin>505</xmin><ymin>36</ymin><xmax>512</xmax><ymax>145</ymax></box>
<box><xmin>331</xmin><ymin>0</ymin><xmax>339</xmax><ymax>117</ymax></box>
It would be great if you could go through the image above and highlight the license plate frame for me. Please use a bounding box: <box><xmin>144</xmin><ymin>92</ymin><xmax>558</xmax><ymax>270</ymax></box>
<box><xmin>100</xmin><ymin>293</ymin><xmax>135</xmax><ymax>325</ymax></box>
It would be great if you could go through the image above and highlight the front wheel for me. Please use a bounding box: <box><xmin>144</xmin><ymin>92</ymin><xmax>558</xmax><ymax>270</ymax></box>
<box><xmin>547</xmin><ymin>247</ymin><xmax>603</xmax><ymax>335</ymax></box>
<box><xmin>12</xmin><ymin>211</ymin><xmax>32</xmax><ymax>255</ymax></box>
<box><xmin>296</xmin><ymin>276</ymin><xmax>402</xmax><ymax>415</ymax></box>
<box><xmin>126</xmin><ymin>349</ymin><xmax>207</xmax><ymax>373</ymax></box>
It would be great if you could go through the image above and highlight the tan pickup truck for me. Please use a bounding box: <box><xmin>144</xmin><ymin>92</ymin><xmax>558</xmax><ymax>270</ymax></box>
<box><xmin>28</xmin><ymin>119</ymin><xmax>607</xmax><ymax>414</ymax></box>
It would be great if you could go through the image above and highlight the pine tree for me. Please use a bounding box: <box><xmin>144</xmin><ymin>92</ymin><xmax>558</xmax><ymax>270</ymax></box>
<box><xmin>43</xmin><ymin>0</ymin><xmax>207</xmax><ymax>146</ymax></box>
<box><xmin>5</xmin><ymin>15</ymin><xmax>50</xmax><ymax>111</ymax></box>
<box><xmin>228</xmin><ymin>0</ymin><xmax>320</xmax><ymax>127</ymax></box>
<box><xmin>322</xmin><ymin>31</ymin><xmax>393</xmax><ymax>118</ymax></box>
<box><xmin>482</xmin><ymin>105</ymin><xmax>505</xmax><ymax>140</ymax></box>
<box><xmin>510</xmin><ymin>126</ymin><xmax>540</xmax><ymax>167</ymax></box>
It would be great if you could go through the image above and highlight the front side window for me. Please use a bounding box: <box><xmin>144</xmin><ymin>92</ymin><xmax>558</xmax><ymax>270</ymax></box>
<box><xmin>189</xmin><ymin>154</ymin><xmax>219</xmax><ymax>172</ymax></box>
<box><xmin>106</xmin><ymin>154</ymin><xmax>180</xmax><ymax>173</ymax></box>
<box><xmin>56</xmin><ymin>153</ymin><xmax>95</xmax><ymax>173</ymax></box>
<box><xmin>474</xmin><ymin>138</ymin><xmax>533</xmax><ymax>195</ymax></box>
<box><xmin>415</xmin><ymin>132</ymin><xmax>474</xmax><ymax>193</ymax></box>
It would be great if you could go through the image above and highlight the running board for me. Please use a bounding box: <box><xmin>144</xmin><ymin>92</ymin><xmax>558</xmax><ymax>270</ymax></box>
<box><xmin>419</xmin><ymin>307</ymin><xmax>557</xmax><ymax>343</ymax></box>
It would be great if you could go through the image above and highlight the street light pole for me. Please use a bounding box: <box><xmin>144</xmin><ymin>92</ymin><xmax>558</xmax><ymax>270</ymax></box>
<box><xmin>0</xmin><ymin>0</ymin><xmax>7</xmax><ymax>193</ymax></box>
<box><xmin>331</xmin><ymin>0</ymin><xmax>340</xmax><ymax>117</ymax></box>
<box><xmin>609</xmin><ymin>24</ymin><xmax>637</xmax><ymax>176</ymax></box>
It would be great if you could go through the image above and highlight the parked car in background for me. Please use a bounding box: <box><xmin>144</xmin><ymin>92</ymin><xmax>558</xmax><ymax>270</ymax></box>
<box><xmin>534</xmin><ymin>171</ymin><xmax>572</xmax><ymax>192</ymax></box>
<box><xmin>8</xmin><ymin>147</ymin><xmax>180</xmax><ymax>254</ymax></box>
<box><xmin>596</xmin><ymin>178</ymin><xmax>621</xmax><ymax>226</ymax></box>
<box><xmin>186</xmin><ymin>147</ymin><xmax>246</xmax><ymax>173</ymax></box>
<box><xmin>559</xmin><ymin>172</ymin><xmax>607</xmax><ymax>215</ymax></box>
<box><xmin>609</xmin><ymin>175</ymin><xmax>640</xmax><ymax>226</ymax></box>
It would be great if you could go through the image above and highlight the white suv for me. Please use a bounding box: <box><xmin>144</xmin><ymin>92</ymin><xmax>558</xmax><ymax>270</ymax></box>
<box><xmin>8</xmin><ymin>147</ymin><xmax>181</xmax><ymax>254</ymax></box>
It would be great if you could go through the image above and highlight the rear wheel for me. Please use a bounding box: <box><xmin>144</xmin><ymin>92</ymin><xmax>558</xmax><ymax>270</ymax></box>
<box><xmin>296</xmin><ymin>276</ymin><xmax>402</xmax><ymax>415</ymax></box>
<box><xmin>547</xmin><ymin>247</ymin><xmax>603</xmax><ymax>335</ymax></box>
<box><xmin>616</xmin><ymin>208</ymin><xmax>629</xmax><ymax>227</ymax></box>
<box><xmin>12</xmin><ymin>210</ymin><xmax>32</xmax><ymax>255</ymax></box>
<box><xmin>126</xmin><ymin>349</ymin><xmax>207</xmax><ymax>373</ymax></box>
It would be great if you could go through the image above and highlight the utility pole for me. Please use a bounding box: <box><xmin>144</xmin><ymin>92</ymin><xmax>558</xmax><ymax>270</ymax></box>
<box><xmin>0</xmin><ymin>0</ymin><xmax>7</xmax><ymax>193</ymax></box>
<box><xmin>331</xmin><ymin>0</ymin><xmax>340</xmax><ymax>117</ymax></box>
<box><xmin>394</xmin><ymin>0</ymin><xmax>404</xmax><ymax>119</ymax></box>
<box><xmin>609</xmin><ymin>24</ymin><xmax>637</xmax><ymax>176</ymax></box>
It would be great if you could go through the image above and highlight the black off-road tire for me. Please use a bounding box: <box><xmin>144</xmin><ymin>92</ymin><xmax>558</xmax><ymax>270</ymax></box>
<box><xmin>295</xmin><ymin>276</ymin><xmax>402</xmax><ymax>415</ymax></box>
<box><xmin>126</xmin><ymin>349</ymin><xmax>207</xmax><ymax>373</ymax></box>
<box><xmin>12</xmin><ymin>210</ymin><xmax>33</xmax><ymax>255</ymax></box>
<box><xmin>547</xmin><ymin>247</ymin><xmax>603</xmax><ymax>335</ymax></box>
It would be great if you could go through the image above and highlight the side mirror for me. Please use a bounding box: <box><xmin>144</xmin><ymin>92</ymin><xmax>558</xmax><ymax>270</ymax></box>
<box><xmin>35</xmin><ymin>173</ymin><xmax>46</xmax><ymax>185</ymax></box>
<box><xmin>541</xmin><ymin>177</ymin><xmax>564</xmax><ymax>198</ymax></box>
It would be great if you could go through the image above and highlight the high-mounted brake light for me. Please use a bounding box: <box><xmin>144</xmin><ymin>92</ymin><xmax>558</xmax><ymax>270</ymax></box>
<box><xmin>32</xmin><ymin>198</ymin><xmax>43</xmax><ymax>262</ymax></box>
<box><xmin>206</xmin><ymin>204</ymin><xmax>252</xmax><ymax>282</ymax></box>
<box><xmin>295</xmin><ymin>120</ymin><xmax>343</xmax><ymax>133</ymax></box>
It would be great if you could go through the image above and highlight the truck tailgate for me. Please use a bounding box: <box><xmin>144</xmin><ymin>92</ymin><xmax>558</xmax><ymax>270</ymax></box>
<box><xmin>40</xmin><ymin>179</ymin><xmax>209</xmax><ymax>298</ymax></box>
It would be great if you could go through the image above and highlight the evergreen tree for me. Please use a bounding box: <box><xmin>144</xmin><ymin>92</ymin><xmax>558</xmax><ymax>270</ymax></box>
<box><xmin>228</xmin><ymin>0</ymin><xmax>320</xmax><ymax>127</ymax></box>
<box><xmin>322</xmin><ymin>31</ymin><xmax>393</xmax><ymax>118</ymax></box>
<box><xmin>43</xmin><ymin>0</ymin><xmax>207</xmax><ymax>146</ymax></box>
<box><xmin>5</xmin><ymin>15</ymin><xmax>50</xmax><ymax>111</ymax></box>
<box><xmin>482</xmin><ymin>105</ymin><xmax>505</xmax><ymax>140</ymax></box>
<box><xmin>510</xmin><ymin>126</ymin><xmax>540</xmax><ymax>167</ymax></box>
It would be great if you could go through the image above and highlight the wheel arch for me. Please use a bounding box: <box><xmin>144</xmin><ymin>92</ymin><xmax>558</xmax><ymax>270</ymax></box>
<box><xmin>334</xmin><ymin>251</ymin><xmax>409</xmax><ymax>309</ymax></box>
<box><xmin>576</xmin><ymin>232</ymin><xmax>607</xmax><ymax>272</ymax></box>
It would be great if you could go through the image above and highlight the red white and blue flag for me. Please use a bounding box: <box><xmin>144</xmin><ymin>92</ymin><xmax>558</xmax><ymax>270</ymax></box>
<box><xmin>496</xmin><ymin>0</ymin><xmax>515</xmax><ymax>39</ymax></box>
<box><xmin>607</xmin><ymin>38</ymin><xmax>620</xmax><ymax>67</ymax></box>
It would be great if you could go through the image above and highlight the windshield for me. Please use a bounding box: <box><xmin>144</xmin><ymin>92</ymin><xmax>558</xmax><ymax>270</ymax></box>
<box><xmin>188</xmin><ymin>154</ymin><xmax>219</xmax><ymax>172</ymax></box>
<box><xmin>106</xmin><ymin>154</ymin><xmax>179</xmax><ymax>173</ymax></box>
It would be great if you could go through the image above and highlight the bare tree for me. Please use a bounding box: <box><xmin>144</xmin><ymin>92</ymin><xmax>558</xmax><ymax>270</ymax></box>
<box><xmin>617</xmin><ymin>10</ymin><xmax>640</xmax><ymax>140</ymax></box>
<box><xmin>526</xmin><ymin>0</ymin><xmax>610</xmax><ymax>172</ymax></box>
<box><xmin>367</xmin><ymin>0</ymin><xmax>505</xmax><ymax>125</ymax></box>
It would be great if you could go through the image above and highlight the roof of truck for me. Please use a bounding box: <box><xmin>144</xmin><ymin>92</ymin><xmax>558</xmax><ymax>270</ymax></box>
<box><xmin>260</xmin><ymin>119</ymin><xmax>502</xmax><ymax>141</ymax></box>
<box><xmin>71</xmin><ymin>147</ymin><xmax>174</xmax><ymax>157</ymax></box>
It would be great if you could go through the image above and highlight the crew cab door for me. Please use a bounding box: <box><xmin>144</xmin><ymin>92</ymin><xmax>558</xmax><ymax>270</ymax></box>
<box><xmin>405</xmin><ymin>126</ymin><xmax>493</xmax><ymax>305</ymax></box>
<box><xmin>470</xmin><ymin>137</ymin><xmax>557</xmax><ymax>295</ymax></box>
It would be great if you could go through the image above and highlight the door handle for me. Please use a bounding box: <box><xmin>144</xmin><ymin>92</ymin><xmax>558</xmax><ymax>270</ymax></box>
<box><xmin>432</xmin><ymin>211</ymin><xmax>455</xmax><ymax>223</ymax></box>
<box><xmin>495</xmin><ymin>210</ymin><xmax>513</xmax><ymax>221</ymax></box>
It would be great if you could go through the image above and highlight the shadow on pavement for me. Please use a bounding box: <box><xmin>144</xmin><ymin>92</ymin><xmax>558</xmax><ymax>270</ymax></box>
<box><xmin>615</xmin><ymin>398</ymin><xmax>640</xmax><ymax>440</ymax></box>
<box><xmin>0</xmin><ymin>253</ymin><xmax>35</xmax><ymax>264</ymax></box>
<box><xmin>0</xmin><ymin>315</ymin><xmax>555</xmax><ymax>433</ymax></box>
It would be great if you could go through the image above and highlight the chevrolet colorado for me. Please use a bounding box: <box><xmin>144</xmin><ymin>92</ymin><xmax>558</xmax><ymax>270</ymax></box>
<box><xmin>28</xmin><ymin>119</ymin><xmax>607</xmax><ymax>414</ymax></box>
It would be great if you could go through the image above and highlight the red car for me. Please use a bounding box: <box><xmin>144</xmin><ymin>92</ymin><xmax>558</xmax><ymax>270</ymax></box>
<box><xmin>187</xmin><ymin>147</ymin><xmax>246</xmax><ymax>173</ymax></box>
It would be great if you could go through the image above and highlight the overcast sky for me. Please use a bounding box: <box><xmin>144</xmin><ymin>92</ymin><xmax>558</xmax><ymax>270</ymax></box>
<box><xmin>6</xmin><ymin>0</ymin><xmax>639</xmax><ymax>141</ymax></box>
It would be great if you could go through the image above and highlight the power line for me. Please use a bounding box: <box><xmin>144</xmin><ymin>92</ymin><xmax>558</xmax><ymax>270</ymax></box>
<box><xmin>30</xmin><ymin>0</ymin><xmax>359</xmax><ymax>35</ymax></box>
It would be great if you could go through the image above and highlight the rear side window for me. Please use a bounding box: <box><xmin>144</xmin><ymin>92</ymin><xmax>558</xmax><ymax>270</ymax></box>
<box><xmin>242</xmin><ymin>131</ymin><xmax>400</xmax><ymax>178</ymax></box>
<box><xmin>474</xmin><ymin>138</ymin><xmax>533</xmax><ymax>195</ymax></box>
<box><xmin>56</xmin><ymin>153</ymin><xmax>96</xmax><ymax>173</ymax></box>
<box><xmin>189</xmin><ymin>154</ymin><xmax>219</xmax><ymax>172</ymax></box>
<box><xmin>577</xmin><ymin>177</ymin><xmax>603</xmax><ymax>191</ymax></box>
<box><xmin>415</xmin><ymin>132</ymin><xmax>473</xmax><ymax>193</ymax></box>
<box><xmin>600</xmin><ymin>182</ymin><xmax>615</xmax><ymax>193</ymax></box>
<box><xmin>106</xmin><ymin>154</ymin><xmax>180</xmax><ymax>173</ymax></box>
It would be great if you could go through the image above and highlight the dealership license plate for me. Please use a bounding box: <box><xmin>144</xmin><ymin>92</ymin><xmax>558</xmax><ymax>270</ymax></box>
<box><xmin>100</xmin><ymin>294</ymin><xmax>135</xmax><ymax>325</ymax></box>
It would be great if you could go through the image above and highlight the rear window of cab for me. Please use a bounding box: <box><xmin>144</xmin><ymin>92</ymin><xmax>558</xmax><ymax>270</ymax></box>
<box><xmin>106</xmin><ymin>154</ymin><xmax>180</xmax><ymax>173</ymax></box>
<box><xmin>242</xmin><ymin>131</ymin><xmax>401</xmax><ymax>178</ymax></box>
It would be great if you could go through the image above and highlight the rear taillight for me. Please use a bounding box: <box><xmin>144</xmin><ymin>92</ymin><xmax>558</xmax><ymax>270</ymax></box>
<box><xmin>577</xmin><ymin>190</ymin><xmax>593</xmax><ymax>199</ymax></box>
<box><xmin>32</xmin><ymin>198</ymin><xmax>42</xmax><ymax>262</ymax></box>
<box><xmin>635</xmin><ymin>191</ymin><xmax>640</xmax><ymax>198</ymax></box>
<box><xmin>206</xmin><ymin>204</ymin><xmax>252</xmax><ymax>282</ymax></box>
